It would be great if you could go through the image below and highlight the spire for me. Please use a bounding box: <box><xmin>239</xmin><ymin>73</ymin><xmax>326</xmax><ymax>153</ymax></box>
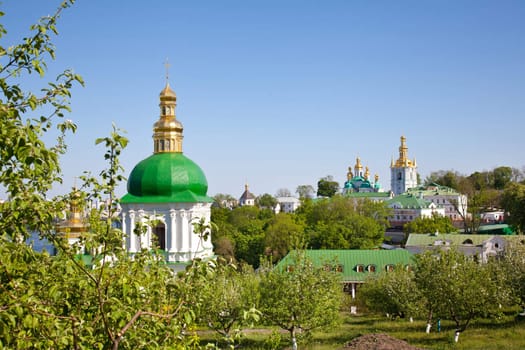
<box><xmin>153</xmin><ymin>64</ymin><xmax>183</xmax><ymax>154</ymax></box>
<box><xmin>392</xmin><ymin>136</ymin><xmax>416</xmax><ymax>168</ymax></box>
<box><xmin>354</xmin><ymin>157</ymin><xmax>363</xmax><ymax>177</ymax></box>
<box><xmin>399</xmin><ymin>136</ymin><xmax>408</xmax><ymax>163</ymax></box>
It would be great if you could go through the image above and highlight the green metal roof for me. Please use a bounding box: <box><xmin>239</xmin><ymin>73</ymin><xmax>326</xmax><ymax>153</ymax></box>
<box><xmin>276</xmin><ymin>249</ymin><xmax>414</xmax><ymax>283</ymax></box>
<box><xmin>121</xmin><ymin>153</ymin><xmax>212</xmax><ymax>204</ymax></box>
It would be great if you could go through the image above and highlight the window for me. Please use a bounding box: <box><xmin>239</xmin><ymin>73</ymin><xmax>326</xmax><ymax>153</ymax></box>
<box><xmin>367</xmin><ymin>264</ymin><xmax>376</xmax><ymax>272</ymax></box>
<box><xmin>286</xmin><ymin>265</ymin><xmax>294</xmax><ymax>272</ymax></box>
<box><xmin>336</xmin><ymin>264</ymin><xmax>344</xmax><ymax>273</ymax></box>
<box><xmin>385</xmin><ymin>264</ymin><xmax>394</xmax><ymax>272</ymax></box>
<box><xmin>356</xmin><ymin>264</ymin><xmax>364</xmax><ymax>272</ymax></box>
<box><xmin>323</xmin><ymin>264</ymin><xmax>331</xmax><ymax>272</ymax></box>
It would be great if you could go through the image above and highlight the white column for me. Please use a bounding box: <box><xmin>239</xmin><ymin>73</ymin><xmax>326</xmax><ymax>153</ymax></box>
<box><xmin>129</xmin><ymin>211</ymin><xmax>136</xmax><ymax>252</ymax></box>
<box><xmin>351</xmin><ymin>283</ymin><xmax>356</xmax><ymax>299</ymax></box>
<box><xmin>169</xmin><ymin>209</ymin><xmax>177</xmax><ymax>252</ymax></box>
<box><xmin>180</xmin><ymin>210</ymin><xmax>188</xmax><ymax>252</ymax></box>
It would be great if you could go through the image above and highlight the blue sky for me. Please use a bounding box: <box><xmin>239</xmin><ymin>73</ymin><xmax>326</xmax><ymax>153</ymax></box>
<box><xmin>3</xmin><ymin>1</ymin><xmax>525</xmax><ymax>198</ymax></box>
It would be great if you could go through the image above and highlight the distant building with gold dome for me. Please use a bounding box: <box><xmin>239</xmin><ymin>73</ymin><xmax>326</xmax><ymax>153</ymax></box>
<box><xmin>390</xmin><ymin>136</ymin><xmax>418</xmax><ymax>195</ymax></box>
<box><xmin>120</xmin><ymin>80</ymin><xmax>214</xmax><ymax>266</ymax></box>
<box><xmin>343</xmin><ymin>157</ymin><xmax>383</xmax><ymax>194</ymax></box>
<box><xmin>55</xmin><ymin>187</ymin><xmax>89</xmax><ymax>251</ymax></box>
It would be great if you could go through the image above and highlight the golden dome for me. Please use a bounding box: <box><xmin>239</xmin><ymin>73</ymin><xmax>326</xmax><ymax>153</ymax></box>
<box><xmin>159</xmin><ymin>83</ymin><xmax>177</xmax><ymax>99</ymax></box>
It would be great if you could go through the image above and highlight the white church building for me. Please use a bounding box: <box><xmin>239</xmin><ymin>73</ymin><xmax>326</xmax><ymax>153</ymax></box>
<box><xmin>120</xmin><ymin>81</ymin><xmax>214</xmax><ymax>266</ymax></box>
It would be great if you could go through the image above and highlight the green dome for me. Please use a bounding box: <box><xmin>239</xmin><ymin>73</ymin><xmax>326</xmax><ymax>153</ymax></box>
<box><xmin>121</xmin><ymin>153</ymin><xmax>212</xmax><ymax>203</ymax></box>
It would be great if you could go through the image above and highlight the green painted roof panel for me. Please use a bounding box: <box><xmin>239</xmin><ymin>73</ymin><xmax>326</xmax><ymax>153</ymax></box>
<box><xmin>276</xmin><ymin>249</ymin><xmax>414</xmax><ymax>282</ymax></box>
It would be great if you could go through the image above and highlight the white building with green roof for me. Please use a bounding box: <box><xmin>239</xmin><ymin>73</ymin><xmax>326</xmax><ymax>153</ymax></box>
<box><xmin>120</xmin><ymin>82</ymin><xmax>214</xmax><ymax>265</ymax></box>
<box><xmin>406</xmin><ymin>183</ymin><xmax>468</xmax><ymax>226</ymax></box>
<box><xmin>405</xmin><ymin>233</ymin><xmax>517</xmax><ymax>262</ymax></box>
<box><xmin>386</xmin><ymin>193</ymin><xmax>445</xmax><ymax>229</ymax></box>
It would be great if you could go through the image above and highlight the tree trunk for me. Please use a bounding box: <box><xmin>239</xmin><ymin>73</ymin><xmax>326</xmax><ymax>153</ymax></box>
<box><xmin>290</xmin><ymin>327</ymin><xmax>297</xmax><ymax>350</ymax></box>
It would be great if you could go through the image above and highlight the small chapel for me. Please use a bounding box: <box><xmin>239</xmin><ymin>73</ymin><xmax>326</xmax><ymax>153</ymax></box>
<box><xmin>120</xmin><ymin>78</ymin><xmax>214</xmax><ymax>266</ymax></box>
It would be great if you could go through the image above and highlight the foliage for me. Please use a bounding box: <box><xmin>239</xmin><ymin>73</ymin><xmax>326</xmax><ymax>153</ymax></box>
<box><xmin>424</xmin><ymin>166</ymin><xmax>524</xmax><ymax>233</ymax></box>
<box><xmin>259</xmin><ymin>251</ymin><xmax>343</xmax><ymax>347</ymax></box>
<box><xmin>256</xmin><ymin>193</ymin><xmax>278</xmax><ymax>210</ymax></box>
<box><xmin>0</xmin><ymin>0</ymin><xmax>83</xmax><ymax>241</ymax></box>
<box><xmin>303</xmin><ymin>196</ymin><xmax>386</xmax><ymax>249</ymax></box>
<box><xmin>316</xmin><ymin>176</ymin><xmax>339</xmax><ymax>198</ymax></box>
<box><xmin>0</xmin><ymin>4</ymin><xmax>213</xmax><ymax>347</ymax></box>
<box><xmin>501</xmin><ymin>182</ymin><xmax>525</xmax><ymax>234</ymax></box>
<box><xmin>414</xmin><ymin>249</ymin><xmax>512</xmax><ymax>332</ymax></box>
<box><xmin>275</xmin><ymin>188</ymin><xmax>292</xmax><ymax>197</ymax></box>
<box><xmin>191</xmin><ymin>260</ymin><xmax>261</xmax><ymax>347</ymax></box>
<box><xmin>263</xmin><ymin>213</ymin><xmax>305</xmax><ymax>262</ymax></box>
<box><xmin>295</xmin><ymin>184</ymin><xmax>315</xmax><ymax>199</ymax></box>
<box><xmin>403</xmin><ymin>213</ymin><xmax>458</xmax><ymax>235</ymax></box>
<box><xmin>0</xmin><ymin>128</ymin><xmax>206</xmax><ymax>349</ymax></box>
<box><xmin>211</xmin><ymin>205</ymin><xmax>273</xmax><ymax>267</ymax></box>
<box><xmin>498</xmin><ymin>241</ymin><xmax>525</xmax><ymax>306</ymax></box>
<box><xmin>359</xmin><ymin>265</ymin><xmax>424</xmax><ymax>320</ymax></box>
<box><xmin>212</xmin><ymin>193</ymin><xmax>237</xmax><ymax>208</ymax></box>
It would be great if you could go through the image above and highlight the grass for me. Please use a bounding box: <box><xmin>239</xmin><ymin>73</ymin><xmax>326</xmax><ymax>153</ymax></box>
<box><xmin>199</xmin><ymin>311</ymin><xmax>525</xmax><ymax>349</ymax></box>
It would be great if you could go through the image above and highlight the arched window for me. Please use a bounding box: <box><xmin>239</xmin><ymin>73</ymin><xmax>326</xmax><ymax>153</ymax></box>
<box><xmin>385</xmin><ymin>264</ymin><xmax>394</xmax><ymax>272</ymax></box>
<box><xmin>367</xmin><ymin>264</ymin><xmax>376</xmax><ymax>273</ymax></box>
<box><xmin>356</xmin><ymin>264</ymin><xmax>365</xmax><ymax>273</ymax></box>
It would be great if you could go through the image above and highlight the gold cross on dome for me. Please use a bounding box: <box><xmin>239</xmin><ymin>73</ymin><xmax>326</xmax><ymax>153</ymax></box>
<box><xmin>164</xmin><ymin>58</ymin><xmax>171</xmax><ymax>82</ymax></box>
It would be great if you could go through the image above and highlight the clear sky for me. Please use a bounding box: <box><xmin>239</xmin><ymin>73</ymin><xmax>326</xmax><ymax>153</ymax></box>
<box><xmin>3</xmin><ymin>0</ymin><xmax>525</xmax><ymax>199</ymax></box>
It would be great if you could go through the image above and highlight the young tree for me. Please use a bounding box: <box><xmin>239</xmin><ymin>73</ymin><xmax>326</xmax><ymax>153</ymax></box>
<box><xmin>498</xmin><ymin>241</ymin><xmax>525</xmax><ymax>308</ymax></box>
<box><xmin>192</xmin><ymin>260</ymin><xmax>261</xmax><ymax>347</ymax></box>
<box><xmin>414</xmin><ymin>249</ymin><xmax>511</xmax><ymax>340</ymax></box>
<box><xmin>359</xmin><ymin>265</ymin><xmax>424</xmax><ymax>320</ymax></box>
<box><xmin>259</xmin><ymin>251</ymin><xmax>343</xmax><ymax>349</ymax></box>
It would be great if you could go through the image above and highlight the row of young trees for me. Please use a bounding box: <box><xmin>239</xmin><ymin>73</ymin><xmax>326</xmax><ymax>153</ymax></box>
<box><xmin>359</xmin><ymin>243</ymin><xmax>525</xmax><ymax>341</ymax></box>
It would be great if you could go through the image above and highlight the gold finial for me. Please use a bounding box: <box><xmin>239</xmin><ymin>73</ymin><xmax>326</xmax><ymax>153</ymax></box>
<box><xmin>375</xmin><ymin>173</ymin><xmax>379</xmax><ymax>182</ymax></box>
<box><xmin>347</xmin><ymin>166</ymin><xmax>353</xmax><ymax>180</ymax></box>
<box><xmin>365</xmin><ymin>166</ymin><xmax>370</xmax><ymax>180</ymax></box>
<box><xmin>164</xmin><ymin>58</ymin><xmax>171</xmax><ymax>83</ymax></box>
